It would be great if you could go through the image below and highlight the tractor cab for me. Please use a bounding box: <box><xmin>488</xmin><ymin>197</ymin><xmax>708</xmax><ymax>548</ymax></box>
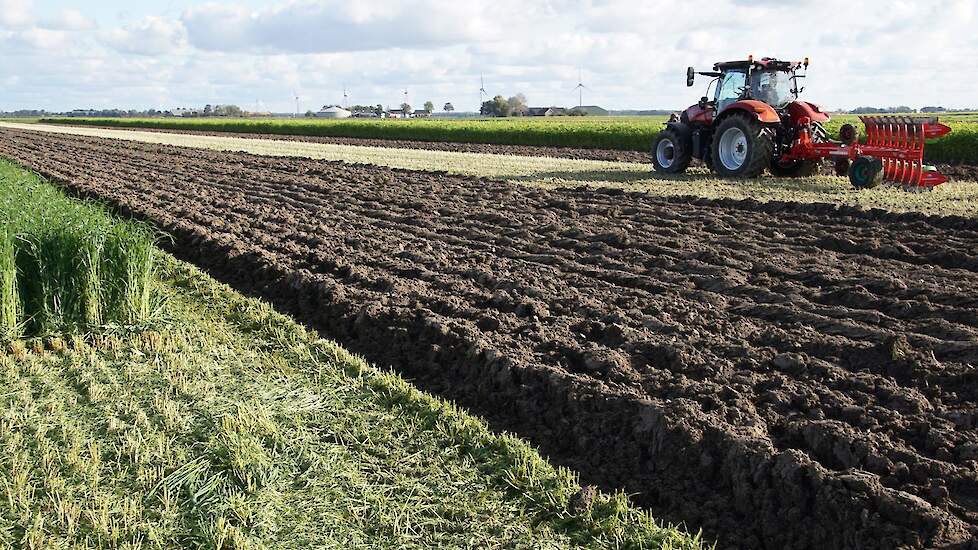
<box><xmin>686</xmin><ymin>57</ymin><xmax>808</xmax><ymax>118</ymax></box>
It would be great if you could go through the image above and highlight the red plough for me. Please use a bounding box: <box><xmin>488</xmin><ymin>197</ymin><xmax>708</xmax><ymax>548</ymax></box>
<box><xmin>788</xmin><ymin>115</ymin><xmax>953</xmax><ymax>190</ymax></box>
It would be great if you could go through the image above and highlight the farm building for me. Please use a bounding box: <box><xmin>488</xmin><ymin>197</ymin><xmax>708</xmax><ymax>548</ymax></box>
<box><xmin>527</xmin><ymin>107</ymin><xmax>567</xmax><ymax>116</ymax></box>
<box><xmin>411</xmin><ymin>109</ymin><xmax>431</xmax><ymax>118</ymax></box>
<box><xmin>316</xmin><ymin>106</ymin><xmax>352</xmax><ymax>118</ymax></box>
<box><xmin>574</xmin><ymin>105</ymin><xmax>609</xmax><ymax>116</ymax></box>
<box><xmin>388</xmin><ymin>109</ymin><xmax>409</xmax><ymax>119</ymax></box>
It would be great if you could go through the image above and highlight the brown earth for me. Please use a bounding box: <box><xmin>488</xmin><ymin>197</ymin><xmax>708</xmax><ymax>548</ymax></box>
<box><xmin>2</xmin><ymin>127</ymin><xmax>978</xmax><ymax>550</ymax></box>
<box><xmin>46</xmin><ymin>123</ymin><xmax>654</xmax><ymax>163</ymax></box>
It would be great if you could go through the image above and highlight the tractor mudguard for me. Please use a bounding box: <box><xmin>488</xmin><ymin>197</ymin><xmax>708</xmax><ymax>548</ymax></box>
<box><xmin>787</xmin><ymin>101</ymin><xmax>830</xmax><ymax>125</ymax></box>
<box><xmin>718</xmin><ymin>100</ymin><xmax>780</xmax><ymax>124</ymax></box>
<box><xmin>684</xmin><ymin>104</ymin><xmax>713</xmax><ymax>125</ymax></box>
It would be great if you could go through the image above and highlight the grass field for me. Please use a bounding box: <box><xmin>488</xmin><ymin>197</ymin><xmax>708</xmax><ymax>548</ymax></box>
<box><xmin>0</xmin><ymin>161</ymin><xmax>704</xmax><ymax>549</ymax></box>
<box><xmin>0</xmin><ymin>160</ymin><xmax>157</xmax><ymax>337</ymax></box>
<box><xmin>39</xmin><ymin>112</ymin><xmax>978</xmax><ymax>163</ymax></box>
<box><xmin>7</xmin><ymin>122</ymin><xmax>978</xmax><ymax>218</ymax></box>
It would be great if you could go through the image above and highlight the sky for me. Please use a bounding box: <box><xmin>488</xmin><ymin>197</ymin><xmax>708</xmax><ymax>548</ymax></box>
<box><xmin>1</xmin><ymin>0</ymin><xmax>976</xmax><ymax>113</ymax></box>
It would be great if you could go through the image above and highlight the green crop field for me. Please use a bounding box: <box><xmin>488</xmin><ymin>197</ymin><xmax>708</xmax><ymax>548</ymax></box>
<box><xmin>40</xmin><ymin>112</ymin><xmax>978</xmax><ymax>164</ymax></box>
<box><xmin>0</xmin><ymin>160</ymin><xmax>157</xmax><ymax>338</ymax></box>
<box><xmin>0</xmin><ymin>161</ymin><xmax>704</xmax><ymax>549</ymax></box>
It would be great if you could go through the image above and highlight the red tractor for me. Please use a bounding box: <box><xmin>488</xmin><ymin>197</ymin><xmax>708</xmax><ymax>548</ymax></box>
<box><xmin>652</xmin><ymin>57</ymin><xmax>952</xmax><ymax>190</ymax></box>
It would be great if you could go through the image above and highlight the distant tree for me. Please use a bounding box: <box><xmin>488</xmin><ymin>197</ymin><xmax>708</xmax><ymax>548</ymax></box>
<box><xmin>223</xmin><ymin>104</ymin><xmax>242</xmax><ymax>116</ymax></box>
<box><xmin>920</xmin><ymin>106</ymin><xmax>947</xmax><ymax>113</ymax></box>
<box><xmin>305</xmin><ymin>110</ymin><xmax>315</xmax><ymax>117</ymax></box>
<box><xmin>481</xmin><ymin>95</ymin><xmax>512</xmax><ymax>117</ymax></box>
<box><xmin>443</xmin><ymin>102</ymin><xmax>454</xmax><ymax>113</ymax></box>
<box><xmin>506</xmin><ymin>94</ymin><xmax>528</xmax><ymax>116</ymax></box>
<box><xmin>850</xmin><ymin>105</ymin><xmax>917</xmax><ymax>114</ymax></box>
<box><xmin>423</xmin><ymin>100</ymin><xmax>434</xmax><ymax>113</ymax></box>
<box><xmin>203</xmin><ymin>104</ymin><xmax>213</xmax><ymax>116</ymax></box>
<box><xmin>567</xmin><ymin>107</ymin><xmax>587</xmax><ymax>116</ymax></box>
<box><xmin>375</xmin><ymin>104</ymin><xmax>385</xmax><ymax>115</ymax></box>
<box><xmin>400</xmin><ymin>103</ymin><xmax>412</xmax><ymax>113</ymax></box>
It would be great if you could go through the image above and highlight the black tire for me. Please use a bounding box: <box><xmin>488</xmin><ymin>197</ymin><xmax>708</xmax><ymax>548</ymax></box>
<box><xmin>848</xmin><ymin>156</ymin><xmax>884</xmax><ymax>189</ymax></box>
<box><xmin>769</xmin><ymin>159</ymin><xmax>820</xmax><ymax>177</ymax></box>
<box><xmin>839</xmin><ymin>123</ymin><xmax>859</xmax><ymax>145</ymax></box>
<box><xmin>711</xmin><ymin>113</ymin><xmax>773</xmax><ymax>178</ymax></box>
<box><xmin>652</xmin><ymin>126</ymin><xmax>692</xmax><ymax>174</ymax></box>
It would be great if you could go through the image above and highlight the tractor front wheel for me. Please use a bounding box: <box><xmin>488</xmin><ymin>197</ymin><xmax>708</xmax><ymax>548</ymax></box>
<box><xmin>652</xmin><ymin>126</ymin><xmax>692</xmax><ymax>174</ymax></box>
<box><xmin>711</xmin><ymin>114</ymin><xmax>773</xmax><ymax>178</ymax></box>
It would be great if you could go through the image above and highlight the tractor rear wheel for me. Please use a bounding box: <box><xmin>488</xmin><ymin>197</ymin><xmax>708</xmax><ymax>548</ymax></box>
<box><xmin>711</xmin><ymin>114</ymin><xmax>773</xmax><ymax>178</ymax></box>
<box><xmin>769</xmin><ymin>159</ymin><xmax>820</xmax><ymax>178</ymax></box>
<box><xmin>652</xmin><ymin>126</ymin><xmax>692</xmax><ymax>174</ymax></box>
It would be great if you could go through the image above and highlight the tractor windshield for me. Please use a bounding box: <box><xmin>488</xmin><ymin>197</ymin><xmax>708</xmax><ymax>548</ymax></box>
<box><xmin>750</xmin><ymin>70</ymin><xmax>795</xmax><ymax>107</ymax></box>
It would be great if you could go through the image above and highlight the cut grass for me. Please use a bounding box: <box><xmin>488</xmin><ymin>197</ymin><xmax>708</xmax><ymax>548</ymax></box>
<box><xmin>0</xmin><ymin>159</ymin><xmax>157</xmax><ymax>337</ymax></box>
<box><xmin>0</xmin><ymin>162</ymin><xmax>706</xmax><ymax>549</ymax></box>
<box><xmin>38</xmin><ymin>112</ymin><xmax>978</xmax><ymax>163</ymax></box>
<box><xmin>5</xmin><ymin>122</ymin><xmax>978</xmax><ymax>218</ymax></box>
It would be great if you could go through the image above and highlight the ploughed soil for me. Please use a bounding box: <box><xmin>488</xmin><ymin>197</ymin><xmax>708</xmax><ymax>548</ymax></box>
<box><xmin>45</xmin><ymin>123</ymin><xmax>654</xmax><ymax>163</ymax></box>
<box><xmin>3</xmin><ymin>127</ymin><xmax>978</xmax><ymax>549</ymax></box>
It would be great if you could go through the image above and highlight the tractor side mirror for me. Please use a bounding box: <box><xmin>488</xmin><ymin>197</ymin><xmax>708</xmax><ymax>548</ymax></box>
<box><xmin>686</xmin><ymin>67</ymin><xmax>695</xmax><ymax>87</ymax></box>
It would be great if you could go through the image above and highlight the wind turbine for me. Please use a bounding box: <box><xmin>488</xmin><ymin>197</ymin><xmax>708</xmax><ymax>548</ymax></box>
<box><xmin>292</xmin><ymin>89</ymin><xmax>299</xmax><ymax>118</ymax></box>
<box><xmin>479</xmin><ymin>73</ymin><xmax>488</xmax><ymax>110</ymax></box>
<box><xmin>572</xmin><ymin>67</ymin><xmax>588</xmax><ymax>109</ymax></box>
<box><xmin>342</xmin><ymin>85</ymin><xmax>349</xmax><ymax>109</ymax></box>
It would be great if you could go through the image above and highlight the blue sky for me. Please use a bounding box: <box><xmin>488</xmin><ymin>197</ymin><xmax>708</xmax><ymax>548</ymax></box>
<box><xmin>2</xmin><ymin>0</ymin><xmax>976</xmax><ymax>113</ymax></box>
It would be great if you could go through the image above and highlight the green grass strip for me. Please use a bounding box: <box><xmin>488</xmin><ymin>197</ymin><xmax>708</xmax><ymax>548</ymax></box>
<box><xmin>0</xmin><ymin>159</ymin><xmax>158</xmax><ymax>337</ymax></box>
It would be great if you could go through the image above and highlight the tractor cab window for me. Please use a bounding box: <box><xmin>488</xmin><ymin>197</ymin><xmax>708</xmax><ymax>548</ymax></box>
<box><xmin>750</xmin><ymin>70</ymin><xmax>793</xmax><ymax>107</ymax></box>
<box><xmin>715</xmin><ymin>70</ymin><xmax>746</xmax><ymax>112</ymax></box>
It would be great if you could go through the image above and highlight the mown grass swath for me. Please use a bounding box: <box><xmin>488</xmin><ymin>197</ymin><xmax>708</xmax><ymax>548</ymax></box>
<box><xmin>0</xmin><ymin>159</ymin><xmax>156</xmax><ymax>336</ymax></box>
<box><xmin>40</xmin><ymin>113</ymin><xmax>978</xmax><ymax>163</ymax></box>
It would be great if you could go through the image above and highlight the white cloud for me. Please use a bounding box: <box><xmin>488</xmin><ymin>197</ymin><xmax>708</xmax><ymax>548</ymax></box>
<box><xmin>100</xmin><ymin>16</ymin><xmax>186</xmax><ymax>56</ymax></box>
<box><xmin>42</xmin><ymin>8</ymin><xmax>97</xmax><ymax>31</ymax></box>
<box><xmin>180</xmin><ymin>0</ymin><xmax>507</xmax><ymax>53</ymax></box>
<box><xmin>11</xmin><ymin>27</ymin><xmax>69</xmax><ymax>49</ymax></box>
<box><xmin>0</xmin><ymin>0</ymin><xmax>33</xmax><ymax>28</ymax></box>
